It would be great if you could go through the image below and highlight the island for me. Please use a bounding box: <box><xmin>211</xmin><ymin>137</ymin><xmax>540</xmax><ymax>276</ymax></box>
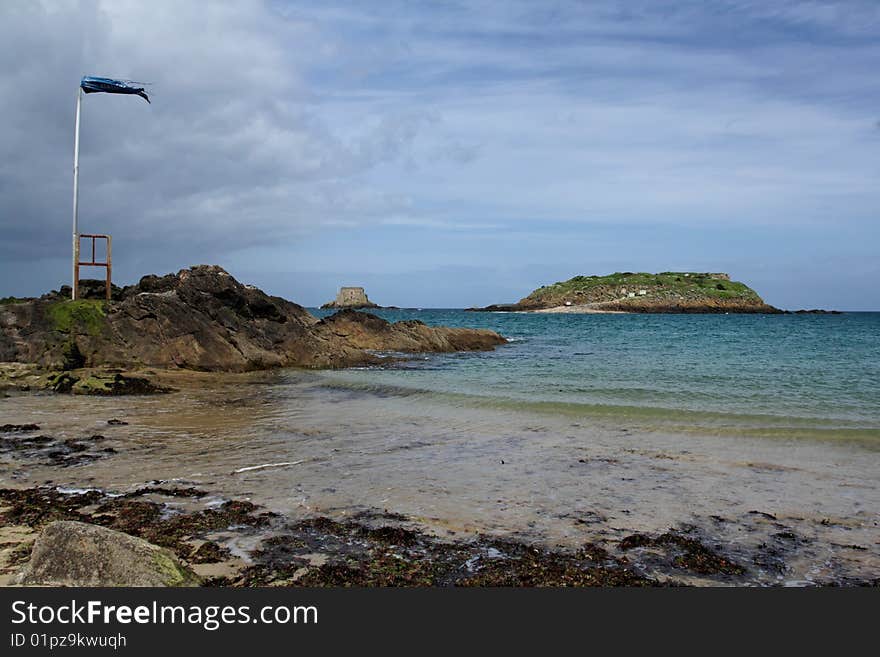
<box><xmin>469</xmin><ymin>272</ymin><xmax>782</xmax><ymax>314</ymax></box>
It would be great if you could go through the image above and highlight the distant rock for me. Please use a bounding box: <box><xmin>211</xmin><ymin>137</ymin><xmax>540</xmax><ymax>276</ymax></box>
<box><xmin>0</xmin><ymin>265</ymin><xmax>506</xmax><ymax>374</ymax></box>
<box><xmin>470</xmin><ymin>272</ymin><xmax>782</xmax><ymax>314</ymax></box>
<box><xmin>15</xmin><ymin>521</ymin><xmax>201</xmax><ymax>587</ymax></box>
<box><xmin>789</xmin><ymin>309</ymin><xmax>843</xmax><ymax>315</ymax></box>
<box><xmin>321</xmin><ymin>286</ymin><xmax>381</xmax><ymax>310</ymax></box>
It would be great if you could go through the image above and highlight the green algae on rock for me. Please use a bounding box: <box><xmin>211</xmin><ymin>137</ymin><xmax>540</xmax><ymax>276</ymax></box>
<box><xmin>46</xmin><ymin>299</ymin><xmax>107</xmax><ymax>335</ymax></box>
<box><xmin>70</xmin><ymin>371</ymin><xmax>171</xmax><ymax>395</ymax></box>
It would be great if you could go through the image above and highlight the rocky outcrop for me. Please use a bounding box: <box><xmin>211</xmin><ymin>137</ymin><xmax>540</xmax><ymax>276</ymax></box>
<box><xmin>321</xmin><ymin>286</ymin><xmax>381</xmax><ymax>310</ymax></box>
<box><xmin>15</xmin><ymin>521</ymin><xmax>202</xmax><ymax>587</ymax></box>
<box><xmin>316</xmin><ymin>309</ymin><xmax>506</xmax><ymax>353</ymax></box>
<box><xmin>788</xmin><ymin>309</ymin><xmax>843</xmax><ymax>315</ymax></box>
<box><xmin>470</xmin><ymin>272</ymin><xmax>782</xmax><ymax>314</ymax></box>
<box><xmin>0</xmin><ymin>265</ymin><xmax>506</xmax><ymax>373</ymax></box>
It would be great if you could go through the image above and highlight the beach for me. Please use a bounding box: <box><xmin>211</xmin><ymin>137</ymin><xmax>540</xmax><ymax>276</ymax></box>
<box><xmin>523</xmin><ymin>305</ymin><xmax>630</xmax><ymax>314</ymax></box>
<box><xmin>2</xmin><ymin>335</ymin><xmax>878</xmax><ymax>585</ymax></box>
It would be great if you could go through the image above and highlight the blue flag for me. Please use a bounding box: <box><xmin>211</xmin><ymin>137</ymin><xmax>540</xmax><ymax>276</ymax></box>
<box><xmin>80</xmin><ymin>76</ymin><xmax>150</xmax><ymax>103</ymax></box>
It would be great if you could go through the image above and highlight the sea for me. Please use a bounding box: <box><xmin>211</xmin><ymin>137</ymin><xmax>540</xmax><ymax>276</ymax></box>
<box><xmin>312</xmin><ymin>309</ymin><xmax>880</xmax><ymax>441</ymax></box>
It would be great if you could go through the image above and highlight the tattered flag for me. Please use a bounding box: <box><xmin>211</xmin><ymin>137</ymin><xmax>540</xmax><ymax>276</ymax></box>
<box><xmin>80</xmin><ymin>76</ymin><xmax>150</xmax><ymax>103</ymax></box>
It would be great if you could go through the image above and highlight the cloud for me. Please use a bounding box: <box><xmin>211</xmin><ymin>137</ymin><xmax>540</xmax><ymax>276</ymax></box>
<box><xmin>1</xmin><ymin>1</ymin><xmax>878</xmax><ymax>308</ymax></box>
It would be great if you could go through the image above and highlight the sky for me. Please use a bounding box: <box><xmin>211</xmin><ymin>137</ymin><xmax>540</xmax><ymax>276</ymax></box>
<box><xmin>0</xmin><ymin>1</ymin><xmax>878</xmax><ymax>310</ymax></box>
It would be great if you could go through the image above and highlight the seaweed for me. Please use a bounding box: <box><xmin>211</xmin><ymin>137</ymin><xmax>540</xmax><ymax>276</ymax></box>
<box><xmin>618</xmin><ymin>531</ymin><xmax>745</xmax><ymax>576</ymax></box>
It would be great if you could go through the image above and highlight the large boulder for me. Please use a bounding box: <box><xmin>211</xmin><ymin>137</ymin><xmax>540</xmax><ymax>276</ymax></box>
<box><xmin>15</xmin><ymin>521</ymin><xmax>202</xmax><ymax>587</ymax></box>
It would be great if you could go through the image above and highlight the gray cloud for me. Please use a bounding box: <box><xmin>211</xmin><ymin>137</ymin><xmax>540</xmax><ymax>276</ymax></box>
<box><xmin>1</xmin><ymin>1</ymin><xmax>878</xmax><ymax>309</ymax></box>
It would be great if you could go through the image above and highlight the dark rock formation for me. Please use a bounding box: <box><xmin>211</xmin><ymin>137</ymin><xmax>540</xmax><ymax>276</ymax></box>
<box><xmin>0</xmin><ymin>430</ymin><xmax>117</xmax><ymax>467</ymax></box>
<box><xmin>317</xmin><ymin>309</ymin><xmax>506</xmax><ymax>353</ymax></box>
<box><xmin>788</xmin><ymin>309</ymin><xmax>843</xmax><ymax>315</ymax></box>
<box><xmin>45</xmin><ymin>279</ymin><xmax>125</xmax><ymax>302</ymax></box>
<box><xmin>0</xmin><ymin>265</ymin><xmax>505</xmax><ymax>373</ymax></box>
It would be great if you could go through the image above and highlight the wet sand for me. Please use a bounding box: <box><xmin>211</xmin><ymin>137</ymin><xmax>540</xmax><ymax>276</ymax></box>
<box><xmin>2</xmin><ymin>369</ymin><xmax>878</xmax><ymax>585</ymax></box>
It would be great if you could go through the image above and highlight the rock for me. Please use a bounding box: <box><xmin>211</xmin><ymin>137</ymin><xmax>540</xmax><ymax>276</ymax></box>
<box><xmin>313</xmin><ymin>310</ymin><xmax>507</xmax><ymax>353</ymax></box>
<box><xmin>790</xmin><ymin>309</ymin><xmax>843</xmax><ymax>314</ymax></box>
<box><xmin>321</xmin><ymin>286</ymin><xmax>382</xmax><ymax>310</ymax></box>
<box><xmin>44</xmin><ymin>279</ymin><xmax>124</xmax><ymax>302</ymax></box>
<box><xmin>466</xmin><ymin>303</ymin><xmax>521</xmax><ymax>312</ymax></box>
<box><xmin>14</xmin><ymin>521</ymin><xmax>202</xmax><ymax>587</ymax></box>
<box><xmin>46</xmin><ymin>371</ymin><xmax>78</xmax><ymax>393</ymax></box>
<box><xmin>1</xmin><ymin>265</ymin><xmax>505</xmax><ymax>372</ymax></box>
<box><xmin>0</xmin><ymin>423</ymin><xmax>40</xmax><ymax>433</ymax></box>
<box><xmin>71</xmin><ymin>372</ymin><xmax>170</xmax><ymax>396</ymax></box>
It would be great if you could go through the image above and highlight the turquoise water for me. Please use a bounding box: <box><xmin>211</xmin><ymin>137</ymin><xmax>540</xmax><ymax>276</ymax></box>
<box><xmin>311</xmin><ymin>309</ymin><xmax>880</xmax><ymax>437</ymax></box>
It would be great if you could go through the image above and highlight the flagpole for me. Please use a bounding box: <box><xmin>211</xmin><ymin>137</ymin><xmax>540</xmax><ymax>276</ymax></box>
<box><xmin>71</xmin><ymin>85</ymin><xmax>82</xmax><ymax>300</ymax></box>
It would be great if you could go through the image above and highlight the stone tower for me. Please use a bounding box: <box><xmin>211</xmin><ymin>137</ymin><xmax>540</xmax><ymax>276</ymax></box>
<box><xmin>320</xmin><ymin>286</ymin><xmax>380</xmax><ymax>309</ymax></box>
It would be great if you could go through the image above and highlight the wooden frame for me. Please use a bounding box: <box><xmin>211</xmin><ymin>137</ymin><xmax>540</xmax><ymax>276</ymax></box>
<box><xmin>74</xmin><ymin>233</ymin><xmax>112</xmax><ymax>301</ymax></box>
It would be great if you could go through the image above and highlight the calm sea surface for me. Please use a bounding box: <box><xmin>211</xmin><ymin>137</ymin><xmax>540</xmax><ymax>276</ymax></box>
<box><xmin>312</xmin><ymin>309</ymin><xmax>880</xmax><ymax>439</ymax></box>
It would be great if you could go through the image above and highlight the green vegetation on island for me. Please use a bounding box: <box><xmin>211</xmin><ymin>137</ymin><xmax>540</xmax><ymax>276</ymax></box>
<box><xmin>527</xmin><ymin>271</ymin><xmax>760</xmax><ymax>303</ymax></box>
<box><xmin>473</xmin><ymin>272</ymin><xmax>780</xmax><ymax>313</ymax></box>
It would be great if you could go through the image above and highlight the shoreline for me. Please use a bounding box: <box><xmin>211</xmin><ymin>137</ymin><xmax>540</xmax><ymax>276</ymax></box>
<box><xmin>519</xmin><ymin>305</ymin><xmax>630</xmax><ymax>314</ymax></box>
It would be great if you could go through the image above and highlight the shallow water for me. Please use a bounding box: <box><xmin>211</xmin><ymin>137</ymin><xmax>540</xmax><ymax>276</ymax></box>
<box><xmin>2</xmin><ymin>365</ymin><xmax>878</xmax><ymax>585</ymax></box>
<box><xmin>312</xmin><ymin>309</ymin><xmax>880</xmax><ymax>438</ymax></box>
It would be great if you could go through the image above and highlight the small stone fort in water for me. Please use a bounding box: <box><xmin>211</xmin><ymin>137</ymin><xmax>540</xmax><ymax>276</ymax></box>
<box><xmin>321</xmin><ymin>286</ymin><xmax>380</xmax><ymax>310</ymax></box>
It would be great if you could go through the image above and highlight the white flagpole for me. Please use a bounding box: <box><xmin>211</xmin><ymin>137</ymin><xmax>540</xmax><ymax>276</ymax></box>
<box><xmin>71</xmin><ymin>86</ymin><xmax>82</xmax><ymax>300</ymax></box>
